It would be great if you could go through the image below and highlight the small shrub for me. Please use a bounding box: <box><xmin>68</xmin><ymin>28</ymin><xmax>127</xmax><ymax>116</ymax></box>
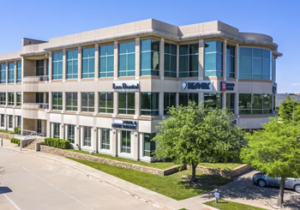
<box><xmin>44</xmin><ymin>138</ymin><xmax>71</xmax><ymax>149</ymax></box>
<box><xmin>11</xmin><ymin>138</ymin><xmax>21</xmax><ymax>146</ymax></box>
<box><xmin>14</xmin><ymin>127</ymin><xmax>21</xmax><ymax>134</ymax></box>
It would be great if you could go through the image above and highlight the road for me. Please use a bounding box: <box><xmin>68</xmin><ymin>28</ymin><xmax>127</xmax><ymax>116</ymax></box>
<box><xmin>0</xmin><ymin>148</ymin><xmax>158</xmax><ymax>210</ymax></box>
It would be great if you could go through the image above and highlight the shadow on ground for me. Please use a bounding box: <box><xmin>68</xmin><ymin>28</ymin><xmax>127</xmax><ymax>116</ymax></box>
<box><xmin>0</xmin><ymin>186</ymin><xmax>12</xmax><ymax>194</ymax></box>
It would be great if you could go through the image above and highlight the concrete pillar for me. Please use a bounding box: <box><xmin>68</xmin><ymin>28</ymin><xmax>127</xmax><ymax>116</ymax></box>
<box><xmin>235</xmin><ymin>93</ymin><xmax>239</xmax><ymax>115</ymax></box>
<box><xmin>77</xmin><ymin>92</ymin><xmax>81</xmax><ymax>113</ymax></box>
<box><xmin>80</xmin><ymin>127</ymin><xmax>84</xmax><ymax>147</ymax></box>
<box><xmin>98</xmin><ymin>128</ymin><xmax>102</xmax><ymax>151</ymax></box>
<box><xmin>135</xmin><ymin>92</ymin><xmax>139</xmax><ymax>117</ymax></box>
<box><xmin>75</xmin><ymin>126</ymin><xmax>80</xmax><ymax>148</ymax></box>
<box><xmin>14</xmin><ymin>61</ymin><xmax>17</xmax><ymax>84</ymax></box>
<box><xmin>94</xmin><ymin>91</ymin><xmax>98</xmax><ymax>114</ymax></box>
<box><xmin>43</xmin><ymin>92</ymin><xmax>47</xmax><ymax>105</ymax></box>
<box><xmin>95</xmin><ymin>44</ymin><xmax>99</xmax><ymax>79</ymax></box>
<box><xmin>21</xmin><ymin>57</ymin><xmax>25</xmax><ymax>84</ymax></box>
<box><xmin>114</xmin><ymin>41</ymin><xmax>118</xmax><ymax>80</ymax></box>
<box><xmin>159</xmin><ymin>38</ymin><xmax>164</xmax><ymax>79</ymax></box>
<box><xmin>5</xmin><ymin>62</ymin><xmax>8</xmax><ymax>85</ymax></box>
<box><xmin>199</xmin><ymin>92</ymin><xmax>204</xmax><ymax>105</ymax></box>
<box><xmin>135</xmin><ymin>38</ymin><xmax>140</xmax><ymax>79</ymax></box>
<box><xmin>60</xmin><ymin>124</ymin><xmax>64</xmax><ymax>139</ymax></box>
<box><xmin>46</xmin><ymin>120</ymin><xmax>50</xmax><ymax>137</ymax></box>
<box><xmin>111</xmin><ymin>129</ymin><xmax>117</xmax><ymax>157</ymax></box>
<box><xmin>113</xmin><ymin>92</ymin><xmax>118</xmax><ymax>116</ymax></box>
<box><xmin>133</xmin><ymin>132</ymin><xmax>139</xmax><ymax>161</ymax></box>
<box><xmin>92</xmin><ymin>127</ymin><xmax>97</xmax><ymax>152</ymax></box>
<box><xmin>159</xmin><ymin>92</ymin><xmax>163</xmax><ymax>116</ymax></box>
<box><xmin>62</xmin><ymin>49</ymin><xmax>66</xmax><ymax>82</ymax></box>
<box><xmin>48</xmin><ymin>52</ymin><xmax>52</xmax><ymax>82</ymax></box>
<box><xmin>78</xmin><ymin>47</ymin><xmax>82</xmax><ymax>81</ymax></box>
<box><xmin>62</xmin><ymin>92</ymin><xmax>65</xmax><ymax>112</ymax></box>
<box><xmin>13</xmin><ymin>92</ymin><xmax>16</xmax><ymax>107</ymax></box>
<box><xmin>176</xmin><ymin>45</ymin><xmax>179</xmax><ymax>78</ymax></box>
<box><xmin>199</xmin><ymin>40</ymin><xmax>204</xmax><ymax>79</ymax></box>
<box><xmin>42</xmin><ymin>120</ymin><xmax>47</xmax><ymax>136</ymax></box>
<box><xmin>64</xmin><ymin>125</ymin><xmax>68</xmax><ymax>140</ymax></box>
<box><xmin>5</xmin><ymin>92</ymin><xmax>8</xmax><ymax>107</ymax></box>
<box><xmin>235</xmin><ymin>44</ymin><xmax>239</xmax><ymax>80</ymax></box>
<box><xmin>223</xmin><ymin>40</ymin><xmax>227</xmax><ymax>80</ymax></box>
<box><xmin>49</xmin><ymin>92</ymin><xmax>52</xmax><ymax>110</ymax></box>
<box><xmin>50</xmin><ymin>123</ymin><xmax>54</xmax><ymax>138</ymax></box>
<box><xmin>139</xmin><ymin>133</ymin><xmax>144</xmax><ymax>158</ymax></box>
<box><xmin>176</xmin><ymin>93</ymin><xmax>179</xmax><ymax>106</ymax></box>
<box><xmin>222</xmin><ymin>93</ymin><xmax>226</xmax><ymax>109</ymax></box>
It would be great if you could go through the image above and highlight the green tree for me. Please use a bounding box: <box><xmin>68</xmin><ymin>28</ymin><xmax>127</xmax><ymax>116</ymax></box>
<box><xmin>153</xmin><ymin>101</ymin><xmax>244</xmax><ymax>181</ymax></box>
<box><xmin>240</xmin><ymin>119</ymin><xmax>300</xmax><ymax>207</ymax></box>
<box><xmin>279</xmin><ymin>96</ymin><xmax>300</xmax><ymax>122</ymax></box>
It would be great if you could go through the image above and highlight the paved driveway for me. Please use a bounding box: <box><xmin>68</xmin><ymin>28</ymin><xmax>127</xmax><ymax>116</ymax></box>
<box><xmin>0</xmin><ymin>148</ymin><xmax>158</xmax><ymax>210</ymax></box>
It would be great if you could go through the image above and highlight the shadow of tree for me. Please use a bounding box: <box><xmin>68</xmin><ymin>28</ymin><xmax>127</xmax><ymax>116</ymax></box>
<box><xmin>0</xmin><ymin>186</ymin><xmax>12</xmax><ymax>194</ymax></box>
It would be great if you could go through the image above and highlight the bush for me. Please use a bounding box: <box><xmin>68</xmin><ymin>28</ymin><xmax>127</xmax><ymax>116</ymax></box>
<box><xmin>44</xmin><ymin>138</ymin><xmax>71</xmax><ymax>149</ymax></box>
<box><xmin>11</xmin><ymin>138</ymin><xmax>21</xmax><ymax>146</ymax></box>
<box><xmin>14</xmin><ymin>127</ymin><xmax>21</xmax><ymax>134</ymax></box>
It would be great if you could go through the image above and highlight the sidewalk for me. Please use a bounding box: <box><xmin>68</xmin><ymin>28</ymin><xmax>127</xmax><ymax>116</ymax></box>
<box><xmin>0</xmin><ymin>139</ymin><xmax>279</xmax><ymax>210</ymax></box>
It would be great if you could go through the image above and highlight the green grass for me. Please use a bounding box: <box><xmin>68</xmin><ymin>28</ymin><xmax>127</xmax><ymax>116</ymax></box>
<box><xmin>198</xmin><ymin>163</ymin><xmax>242</xmax><ymax>170</ymax></box>
<box><xmin>205</xmin><ymin>199</ymin><xmax>267</xmax><ymax>210</ymax></box>
<box><xmin>0</xmin><ymin>129</ymin><xmax>15</xmax><ymax>134</ymax></box>
<box><xmin>68</xmin><ymin>157</ymin><xmax>232</xmax><ymax>200</ymax></box>
<box><xmin>68</xmin><ymin>149</ymin><xmax>176</xmax><ymax>169</ymax></box>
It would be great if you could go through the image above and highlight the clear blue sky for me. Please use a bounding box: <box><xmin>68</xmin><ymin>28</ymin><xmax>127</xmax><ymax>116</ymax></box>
<box><xmin>0</xmin><ymin>0</ymin><xmax>298</xmax><ymax>93</ymax></box>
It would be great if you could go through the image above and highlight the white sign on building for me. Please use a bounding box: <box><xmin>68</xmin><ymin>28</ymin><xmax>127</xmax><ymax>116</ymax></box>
<box><xmin>113</xmin><ymin>81</ymin><xmax>139</xmax><ymax>92</ymax></box>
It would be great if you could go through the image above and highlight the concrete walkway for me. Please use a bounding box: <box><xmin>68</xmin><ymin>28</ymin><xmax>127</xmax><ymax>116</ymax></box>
<box><xmin>1</xmin><ymin>139</ymin><xmax>299</xmax><ymax>210</ymax></box>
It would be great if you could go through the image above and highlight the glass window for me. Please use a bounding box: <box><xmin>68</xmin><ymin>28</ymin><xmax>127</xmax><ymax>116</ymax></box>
<box><xmin>239</xmin><ymin>94</ymin><xmax>252</xmax><ymax>114</ymax></box>
<box><xmin>118</xmin><ymin>92</ymin><xmax>135</xmax><ymax>115</ymax></box>
<box><xmin>204</xmin><ymin>41</ymin><xmax>223</xmax><ymax>77</ymax></box>
<box><xmin>179</xmin><ymin>44</ymin><xmax>198</xmax><ymax>77</ymax></box>
<box><xmin>36</xmin><ymin>93</ymin><xmax>44</xmax><ymax>103</ymax></box>
<box><xmin>121</xmin><ymin>130</ymin><xmax>131</xmax><ymax>153</ymax></box>
<box><xmin>164</xmin><ymin>93</ymin><xmax>176</xmax><ymax>115</ymax></box>
<box><xmin>140</xmin><ymin>40</ymin><xmax>160</xmax><ymax>76</ymax></box>
<box><xmin>52</xmin><ymin>92</ymin><xmax>62</xmax><ymax>110</ymax></box>
<box><xmin>252</xmin><ymin>94</ymin><xmax>262</xmax><ymax>114</ymax></box>
<box><xmin>66</xmin><ymin>92</ymin><xmax>77</xmax><ymax>111</ymax></box>
<box><xmin>67</xmin><ymin>125</ymin><xmax>75</xmax><ymax>144</ymax></box>
<box><xmin>99</xmin><ymin>92</ymin><xmax>113</xmax><ymax>113</ymax></box>
<box><xmin>226</xmin><ymin>45</ymin><xmax>235</xmax><ymax>78</ymax></box>
<box><xmin>8</xmin><ymin>63</ymin><xmax>14</xmax><ymax>83</ymax></box>
<box><xmin>239</xmin><ymin>47</ymin><xmax>272</xmax><ymax>80</ymax></box>
<box><xmin>144</xmin><ymin>133</ymin><xmax>156</xmax><ymax>157</ymax></box>
<box><xmin>17</xmin><ymin>62</ymin><xmax>22</xmax><ymax>83</ymax></box>
<box><xmin>164</xmin><ymin>43</ymin><xmax>177</xmax><ymax>77</ymax></box>
<box><xmin>9</xmin><ymin>115</ymin><xmax>13</xmax><ymax>128</ymax></box>
<box><xmin>52</xmin><ymin>52</ymin><xmax>63</xmax><ymax>80</ymax></box>
<box><xmin>0</xmin><ymin>93</ymin><xmax>6</xmax><ymax>105</ymax></box>
<box><xmin>100</xmin><ymin>45</ymin><xmax>114</xmax><ymax>77</ymax></box>
<box><xmin>0</xmin><ymin>114</ymin><xmax>4</xmax><ymax>127</ymax></box>
<box><xmin>101</xmin><ymin>128</ymin><xmax>110</xmax><ymax>149</ymax></box>
<box><xmin>273</xmin><ymin>59</ymin><xmax>276</xmax><ymax>83</ymax></box>
<box><xmin>83</xmin><ymin>126</ymin><xmax>91</xmax><ymax>146</ymax></box>
<box><xmin>16</xmin><ymin>92</ymin><xmax>21</xmax><ymax>106</ymax></box>
<box><xmin>226</xmin><ymin>93</ymin><xmax>235</xmax><ymax>113</ymax></box>
<box><xmin>82</xmin><ymin>47</ymin><xmax>95</xmax><ymax>78</ymax></box>
<box><xmin>119</xmin><ymin>42</ymin><xmax>135</xmax><ymax>77</ymax></box>
<box><xmin>8</xmin><ymin>92</ymin><xmax>14</xmax><ymax>106</ymax></box>
<box><xmin>179</xmin><ymin>93</ymin><xmax>198</xmax><ymax>106</ymax></box>
<box><xmin>239</xmin><ymin>94</ymin><xmax>272</xmax><ymax>114</ymax></box>
<box><xmin>53</xmin><ymin>123</ymin><xmax>60</xmax><ymax>138</ymax></box>
<box><xmin>0</xmin><ymin>64</ymin><xmax>6</xmax><ymax>83</ymax></box>
<box><xmin>81</xmin><ymin>92</ymin><xmax>94</xmax><ymax>112</ymax></box>
<box><xmin>17</xmin><ymin>116</ymin><xmax>21</xmax><ymax>127</ymax></box>
<box><xmin>204</xmin><ymin>93</ymin><xmax>222</xmax><ymax>109</ymax></box>
<box><xmin>67</xmin><ymin>50</ymin><xmax>78</xmax><ymax>79</ymax></box>
<box><xmin>140</xmin><ymin>93</ymin><xmax>159</xmax><ymax>116</ymax></box>
<box><xmin>36</xmin><ymin>60</ymin><xmax>44</xmax><ymax>76</ymax></box>
<box><xmin>263</xmin><ymin>94</ymin><xmax>272</xmax><ymax>114</ymax></box>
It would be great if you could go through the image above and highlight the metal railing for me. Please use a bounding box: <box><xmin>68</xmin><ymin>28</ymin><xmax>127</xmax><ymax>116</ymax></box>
<box><xmin>39</xmin><ymin>103</ymin><xmax>49</xmax><ymax>109</ymax></box>
<box><xmin>23</xmin><ymin>75</ymin><xmax>49</xmax><ymax>82</ymax></box>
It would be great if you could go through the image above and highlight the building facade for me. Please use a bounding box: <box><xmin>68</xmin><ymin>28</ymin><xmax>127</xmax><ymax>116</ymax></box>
<box><xmin>0</xmin><ymin>19</ymin><xmax>281</xmax><ymax>162</ymax></box>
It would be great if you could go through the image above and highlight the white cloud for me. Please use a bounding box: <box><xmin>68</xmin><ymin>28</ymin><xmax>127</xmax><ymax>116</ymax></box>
<box><xmin>291</xmin><ymin>83</ymin><xmax>300</xmax><ymax>86</ymax></box>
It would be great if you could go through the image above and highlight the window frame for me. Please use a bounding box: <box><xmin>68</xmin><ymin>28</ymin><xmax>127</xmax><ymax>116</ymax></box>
<box><xmin>52</xmin><ymin>52</ymin><xmax>63</xmax><ymax>80</ymax></box>
<box><xmin>99</xmin><ymin>92</ymin><xmax>113</xmax><ymax>113</ymax></box>
<box><xmin>0</xmin><ymin>63</ymin><xmax>6</xmax><ymax>83</ymax></box>
<box><xmin>8</xmin><ymin>92</ymin><xmax>14</xmax><ymax>106</ymax></box>
<box><xmin>101</xmin><ymin>128</ymin><xmax>110</xmax><ymax>150</ymax></box>
<box><xmin>67</xmin><ymin>49</ymin><xmax>78</xmax><ymax>79</ymax></box>
<box><xmin>140</xmin><ymin>92</ymin><xmax>159</xmax><ymax>116</ymax></box>
<box><xmin>16</xmin><ymin>92</ymin><xmax>21</xmax><ymax>106</ymax></box>
<box><xmin>8</xmin><ymin>63</ymin><xmax>14</xmax><ymax>83</ymax></box>
<box><xmin>82</xmin><ymin>47</ymin><xmax>95</xmax><ymax>79</ymax></box>
<box><xmin>164</xmin><ymin>43</ymin><xmax>177</xmax><ymax>78</ymax></box>
<box><xmin>81</xmin><ymin>92</ymin><xmax>95</xmax><ymax>112</ymax></box>
<box><xmin>17</xmin><ymin>62</ymin><xmax>22</xmax><ymax>83</ymax></box>
<box><xmin>65</xmin><ymin>92</ymin><xmax>78</xmax><ymax>111</ymax></box>
<box><xmin>52</xmin><ymin>92</ymin><xmax>63</xmax><ymax>110</ymax></box>
<box><xmin>121</xmin><ymin>130</ymin><xmax>131</xmax><ymax>153</ymax></box>
<box><xmin>99</xmin><ymin>45</ymin><xmax>114</xmax><ymax>78</ymax></box>
<box><xmin>118</xmin><ymin>92</ymin><xmax>135</xmax><ymax>115</ymax></box>
<box><xmin>118</xmin><ymin>42</ymin><xmax>135</xmax><ymax>77</ymax></box>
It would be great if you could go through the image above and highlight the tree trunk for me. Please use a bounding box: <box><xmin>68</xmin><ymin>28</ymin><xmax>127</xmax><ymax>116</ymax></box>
<box><xmin>276</xmin><ymin>177</ymin><xmax>286</xmax><ymax>207</ymax></box>
<box><xmin>191</xmin><ymin>162</ymin><xmax>198</xmax><ymax>182</ymax></box>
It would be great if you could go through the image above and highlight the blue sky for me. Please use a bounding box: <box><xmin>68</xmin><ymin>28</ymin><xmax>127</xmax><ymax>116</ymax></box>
<box><xmin>0</xmin><ymin>0</ymin><xmax>298</xmax><ymax>93</ymax></box>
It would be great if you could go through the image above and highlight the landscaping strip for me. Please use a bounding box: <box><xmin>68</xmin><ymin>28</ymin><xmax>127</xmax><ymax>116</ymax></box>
<box><xmin>68</xmin><ymin>157</ymin><xmax>232</xmax><ymax>200</ymax></box>
<box><xmin>204</xmin><ymin>199</ymin><xmax>267</xmax><ymax>210</ymax></box>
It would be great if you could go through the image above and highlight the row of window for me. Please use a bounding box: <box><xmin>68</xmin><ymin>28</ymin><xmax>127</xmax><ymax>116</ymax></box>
<box><xmin>0</xmin><ymin>92</ymin><xmax>21</xmax><ymax>106</ymax></box>
<box><xmin>0</xmin><ymin>114</ymin><xmax>21</xmax><ymax>128</ymax></box>
<box><xmin>0</xmin><ymin>62</ymin><xmax>22</xmax><ymax>84</ymax></box>
<box><xmin>52</xmin><ymin>124</ymin><xmax>156</xmax><ymax>157</ymax></box>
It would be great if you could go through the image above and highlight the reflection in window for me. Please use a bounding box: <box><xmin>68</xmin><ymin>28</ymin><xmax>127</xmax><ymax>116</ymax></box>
<box><xmin>226</xmin><ymin>45</ymin><xmax>235</xmax><ymax>78</ymax></box>
<box><xmin>82</xmin><ymin>48</ymin><xmax>95</xmax><ymax>78</ymax></box>
<box><xmin>83</xmin><ymin>126</ymin><xmax>91</xmax><ymax>146</ymax></box>
<box><xmin>179</xmin><ymin>44</ymin><xmax>198</xmax><ymax>77</ymax></box>
<box><xmin>36</xmin><ymin>60</ymin><xmax>44</xmax><ymax>76</ymax></box>
<box><xmin>239</xmin><ymin>94</ymin><xmax>272</xmax><ymax>114</ymax></box>
<box><xmin>140</xmin><ymin>40</ymin><xmax>159</xmax><ymax>76</ymax></box>
<box><xmin>100</xmin><ymin>45</ymin><xmax>114</xmax><ymax>77</ymax></box>
<box><xmin>81</xmin><ymin>92</ymin><xmax>94</xmax><ymax>112</ymax></box>
<box><xmin>121</xmin><ymin>130</ymin><xmax>131</xmax><ymax>153</ymax></box>
<box><xmin>0</xmin><ymin>64</ymin><xmax>6</xmax><ymax>83</ymax></box>
<box><xmin>67</xmin><ymin>125</ymin><xmax>75</xmax><ymax>144</ymax></box>
<box><xmin>53</xmin><ymin>123</ymin><xmax>60</xmax><ymax>138</ymax></box>
<box><xmin>67</xmin><ymin>50</ymin><xmax>78</xmax><ymax>79</ymax></box>
<box><xmin>119</xmin><ymin>42</ymin><xmax>135</xmax><ymax>77</ymax></box>
<box><xmin>0</xmin><ymin>93</ymin><xmax>6</xmax><ymax>105</ymax></box>
<box><xmin>17</xmin><ymin>62</ymin><xmax>22</xmax><ymax>83</ymax></box>
<box><xmin>204</xmin><ymin>41</ymin><xmax>223</xmax><ymax>77</ymax></box>
<box><xmin>179</xmin><ymin>93</ymin><xmax>198</xmax><ymax>106</ymax></box>
<box><xmin>52</xmin><ymin>92</ymin><xmax>62</xmax><ymax>110</ymax></box>
<box><xmin>52</xmin><ymin>52</ymin><xmax>63</xmax><ymax>80</ymax></box>
<box><xmin>66</xmin><ymin>92</ymin><xmax>77</xmax><ymax>111</ymax></box>
<box><xmin>144</xmin><ymin>133</ymin><xmax>156</xmax><ymax>157</ymax></box>
<box><xmin>118</xmin><ymin>93</ymin><xmax>135</xmax><ymax>115</ymax></box>
<box><xmin>140</xmin><ymin>93</ymin><xmax>159</xmax><ymax>116</ymax></box>
<box><xmin>204</xmin><ymin>93</ymin><xmax>222</xmax><ymax>109</ymax></box>
<box><xmin>8</xmin><ymin>92</ymin><xmax>14</xmax><ymax>106</ymax></box>
<box><xmin>164</xmin><ymin>93</ymin><xmax>176</xmax><ymax>115</ymax></box>
<box><xmin>164</xmin><ymin>43</ymin><xmax>177</xmax><ymax>77</ymax></box>
<box><xmin>99</xmin><ymin>92</ymin><xmax>113</xmax><ymax>113</ymax></box>
<box><xmin>16</xmin><ymin>92</ymin><xmax>21</xmax><ymax>106</ymax></box>
<box><xmin>8</xmin><ymin>63</ymin><xmax>14</xmax><ymax>83</ymax></box>
<box><xmin>101</xmin><ymin>128</ymin><xmax>110</xmax><ymax>149</ymax></box>
<box><xmin>226</xmin><ymin>93</ymin><xmax>235</xmax><ymax>113</ymax></box>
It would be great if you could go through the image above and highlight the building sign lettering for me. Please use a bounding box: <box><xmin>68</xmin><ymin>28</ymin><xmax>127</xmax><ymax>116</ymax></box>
<box><xmin>181</xmin><ymin>81</ymin><xmax>212</xmax><ymax>91</ymax></box>
<box><xmin>113</xmin><ymin>81</ymin><xmax>139</xmax><ymax>92</ymax></box>
<box><xmin>220</xmin><ymin>82</ymin><xmax>235</xmax><ymax>91</ymax></box>
<box><xmin>112</xmin><ymin>119</ymin><xmax>138</xmax><ymax>130</ymax></box>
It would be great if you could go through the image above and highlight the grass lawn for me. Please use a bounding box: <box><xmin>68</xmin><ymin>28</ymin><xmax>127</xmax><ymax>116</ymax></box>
<box><xmin>68</xmin><ymin>149</ymin><xmax>176</xmax><ymax>169</ymax></box>
<box><xmin>205</xmin><ymin>199</ymin><xmax>267</xmax><ymax>210</ymax></box>
<box><xmin>68</xmin><ymin>157</ymin><xmax>232</xmax><ymax>200</ymax></box>
<box><xmin>198</xmin><ymin>163</ymin><xmax>242</xmax><ymax>170</ymax></box>
<box><xmin>0</xmin><ymin>130</ymin><xmax>15</xmax><ymax>134</ymax></box>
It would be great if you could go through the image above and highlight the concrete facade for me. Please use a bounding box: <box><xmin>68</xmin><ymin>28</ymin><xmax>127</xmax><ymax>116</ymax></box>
<box><xmin>0</xmin><ymin>19</ymin><xmax>282</xmax><ymax>162</ymax></box>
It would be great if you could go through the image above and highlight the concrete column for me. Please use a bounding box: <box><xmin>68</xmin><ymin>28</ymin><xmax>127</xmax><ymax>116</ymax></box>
<box><xmin>159</xmin><ymin>92</ymin><xmax>163</xmax><ymax>116</ymax></box>
<box><xmin>223</xmin><ymin>40</ymin><xmax>227</xmax><ymax>80</ymax></box>
<box><xmin>92</xmin><ymin>127</ymin><xmax>97</xmax><ymax>152</ymax></box>
<box><xmin>62</xmin><ymin>49</ymin><xmax>66</xmax><ymax>82</ymax></box>
<box><xmin>43</xmin><ymin>92</ymin><xmax>47</xmax><ymax>104</ymax></box>
<box><xmin>60</xmin><ymin>124</ymin><xmax>64</xmax><ymax>139</ymax></box>
<box><xmin>133</xmin><ymin>132</ymin><xmax>139</xmax><ymax>161</ymax></box>
<box><xmin>135</xmin><ymin>38</ymin><xmax>140</xmax><ymax>79</ymax></box>
<box><xmin>135</xmin><ymin>92</ymin><xmax>139</xmax><ymax>117</ymax></box>
<box><xmin>78</xmin><ymin>47</ymin><xmax>82</xmax><ymax>81</ymax></box>
<box><xmin>48</xmin><ymin>52</ymin><xmax>52</xmax><ymax>82</ymax></box>
<box><xmin>113</xmin><ymin>92</ymin><xmax>118</xmax><ymax>116</ymax></box>
<box><xmin>235</xmin><ymin>44</ymin><xmax>239</xmax><ymax>80</ymax></box>
<box><xmin>62</xmin><ymin>92</ymin><xmax>65</xmax><ymax>112</ymax></box>
<box><xmin>114</xmin><ymin>41</ymin><xmax>118</xmax><ymax>80</ymax></box>
<box><xmin>111</xmin><ymin>129</ymin><xmax>117</xmax><ymax>156</ymax></box>
<box><xmin>77</xmin><ymin>92</ymin><xmax>81</xmax><ymax>113</ymax></box>
<box><xmin>176</xmin><ymin>45</ymin><xmax>179</xmax><ymax>78</ymax></box>
<box><xmin>139</xmin><ymin>133</ymin><xmax>144</xmax><ymax>158</ymax></box>
<box><xmin>42</xmin><ymin>120</ymin><xmax>47</xmax><ymax>136</ymax></box>
<box><xmin>49</xmin><ymin>92</ymin><xmax>52</xmax><ymax>110</ymax></box>
<box><xmin>80</xmin><ymin>127</ymin><xmax>84</xmax><ymax>147</ymax></box>
<box><xmin>5</xmin><ymin>92</ymin><xmax>8</xmax><ymax>107</ymax></box>
<box><xmin>98</xmin><ymin>128</ymin><xmax>102</xmax><ymax>151</ymax></box>
<box><xmin>64</xmin><ymin>125</ymin><xmax>68</xmax><ymax>140</ymax></box>
<box><xmin>5</xmin><ymin>62</ymin><xmax>8</xmax><ymax>85</ymax></box>
<box><xmin>176</xmin><ymin>92</ymin><xmax>179</xmax><ymax>106</ymax></box>
<box><xmin>222</xmin><ymin>93</ymin><xmax>226</xmax><ymax>109</ymax></box>
<box><xmin>21</xmin><ymin>57</ymin><xmax>25</xmax><ymax>84</ymax></box>
<box><xmin>46</xmin><ymin>121</ymin><xmax>50</xmax><ymax>137</ymax></box>
<box><xmin>159</xmin><ymin>38</ymin><xmax>164</xmax><ymax>79</ymax></box>
<box><xmin>234</xmin><ymin>93</ymin><xmax>239</xmax><ymax>115</ymax></box>
<box><xmin>50</xmin><ymin>123</ymin><xmax>54</xmax><ymax>138</ymax></box>
<box><xmin>94</xmin><ymin>91</ymin><xmax>98</xmax><ymax>114</ymax></box>
<box><xmin>75</xmin><ymin>126</ymin><xmax>80</xmax><ymax>148</ymax></box>
<box><xmin>13</xmin><ymin>92</ymin><xmax>16</xmax><ymax>107</ymax></box>
<box><xmin>198</xmin><ymin>40</ymin><xmax>204</xmax><ymax>79</ymax></box>
<box><xmin>95</xmin><ymin>44</ymin><xmax>99</xmax><ymax>80</ymax></box>
<box><xmin>14</xmin><ymin>61</ymin><xmax>17</xmax><ymax>84</ymax></box>
<box><xmin>12</xmin><ymin>115</ymin><xmax>16</xmax><ymax>129</ymax></box>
